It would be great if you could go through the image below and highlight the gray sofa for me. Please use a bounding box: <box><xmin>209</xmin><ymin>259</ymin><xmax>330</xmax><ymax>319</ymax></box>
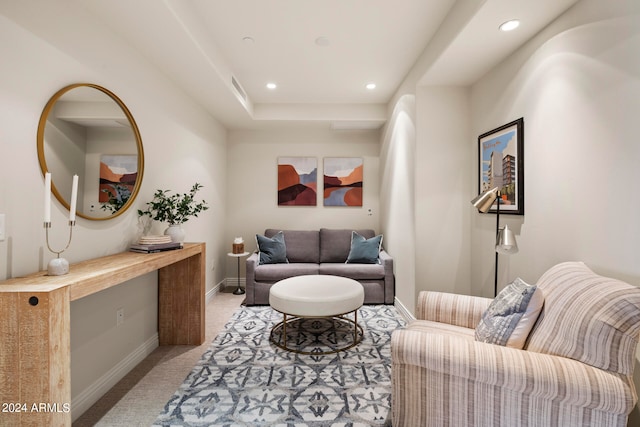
<box><xmin>245</xmin><ymin>228</ymin><xmax>394</xmax><ymax>305</ymax></box>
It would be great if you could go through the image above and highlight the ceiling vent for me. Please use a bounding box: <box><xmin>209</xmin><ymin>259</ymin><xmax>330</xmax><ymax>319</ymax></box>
<box><xmin>231</xmin><ymin>76</ymin><xmax>247</xmax><ymax>103</ymax></box>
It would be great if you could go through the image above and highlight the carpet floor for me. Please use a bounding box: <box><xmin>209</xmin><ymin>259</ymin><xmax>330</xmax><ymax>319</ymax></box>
<box><xmin>153</xmin><ymin>305</ymin><xmax>406</xmax><ymax>426</ymax></box>
<box><xmin>73</xmin><ymin>291</ymin><xmax>244</xmax><ymax>426</ymax></box>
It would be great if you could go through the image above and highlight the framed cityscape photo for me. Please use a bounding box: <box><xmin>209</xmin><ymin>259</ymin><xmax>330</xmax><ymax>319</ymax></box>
<box><xmin>478</xmin><ymin>118</ymin><xmax>524</xmax><ymax>215</ymax></box>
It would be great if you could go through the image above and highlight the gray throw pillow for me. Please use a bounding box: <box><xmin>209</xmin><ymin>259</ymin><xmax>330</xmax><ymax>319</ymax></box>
<box><xmin>256</xmin><ymin>231</ymin><xmax>289</xmax><ymax>265</ymax></box>
<box><xmin>346</xmin><ymin>231</ymin><xmax>382</xmax><ymax>264</ymax></box>
<box><xmin>475</xmin><ymin>278</ymin><xmax>544</xmax><ymax>348</ymax></box>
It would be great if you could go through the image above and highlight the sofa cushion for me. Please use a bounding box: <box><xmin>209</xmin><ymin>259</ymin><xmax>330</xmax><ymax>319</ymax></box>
<box><xmin>346</xmin><ymin>231</ymin><xmax>382</xmax><ymax>264</ymax></box>
<box><xmin>319</xmin><ymin>263</ymin><xmax>385</xmax><ymax>280</ymax></box>
<box><xmin>254</xmin><ymin>263</ymin><xmax>319</xmax><ymax>282</ymax></box>
<box><xmin>265</xmin><ymin>229</ymin><xmax>319</xmax><ymax>263</ymax></box>
<box><xmin>319</xmin><ymin>228</ymin><xmax>375</xmax><ymax>263</ymax></box>
<box><xmin>475</xmin><ymin>278</ymin><xmax>544</xmax><ymax>349</ymax></box>
<box><xmin>256</xmin><ymin>231</ymin><xmax>288</xmax><ymax>264</ymax></box>
<box><xmin>526</xmin><ymin>261</ymin><xmax>640</xmax><ymax>375</ymax></box>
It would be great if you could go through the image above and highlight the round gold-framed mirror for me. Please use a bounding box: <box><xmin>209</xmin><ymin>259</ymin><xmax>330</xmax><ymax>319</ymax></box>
<box><xmin>37</xmin><ymin>83</ymin><xmax>144</xmax><ymax>220</ymax></box>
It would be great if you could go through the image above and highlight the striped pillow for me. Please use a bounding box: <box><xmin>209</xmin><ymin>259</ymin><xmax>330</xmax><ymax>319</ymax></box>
<box><xmin>475</xmin><ymin>278</ymin><xmax>544</xmax><ymax>348</ymax></box>
<box><xmin>526</xmin><ymin>262</ymin><xmax>640</xmax><ymax>375</ymax></box>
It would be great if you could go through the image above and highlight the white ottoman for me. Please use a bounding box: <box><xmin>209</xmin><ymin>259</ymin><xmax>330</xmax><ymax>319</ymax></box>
<box><xmin>269</xmin><ymin>275</ymin><xmax>365</xmax><ymax>354</ymax></box>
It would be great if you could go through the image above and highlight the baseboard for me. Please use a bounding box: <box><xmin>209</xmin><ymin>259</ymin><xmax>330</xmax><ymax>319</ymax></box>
<box><xmin>207</xmin><ymin>280</ymin><xmax>225</xmax><ymax>303</ymax></box>
<box><xmin>224</xmin><ymin>277</ymin><xmax>246</xmax><ymax>291</ymax></box>
<box><xmin>72</xmin><ymin>333</ymin><xmax>159</xmax><ymax>421</ymax></box>
<box><xmin>394</xmin><ymin>296</ymin><xmax>416</xmax><ymax>323</ymax></box>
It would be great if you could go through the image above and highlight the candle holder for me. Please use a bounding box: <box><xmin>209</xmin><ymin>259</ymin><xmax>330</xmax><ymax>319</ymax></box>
<box><xmin>44</xmin><ymin>220</ymin><xmax>75</xmax><ymax>276</ymax></box>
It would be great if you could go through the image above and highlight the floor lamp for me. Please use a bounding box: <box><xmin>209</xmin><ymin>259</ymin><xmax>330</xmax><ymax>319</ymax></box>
<box><xmin>471</xmin><ymin>187</ymin><xmax>519</xmax><ymax>296</ymax></box>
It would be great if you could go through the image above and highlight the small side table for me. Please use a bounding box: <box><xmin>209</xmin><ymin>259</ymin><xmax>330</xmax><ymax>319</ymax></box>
<box><xmin>227</xmin><ymin>252</ymin><xmax>250</xmax><ymax>295</ymax></box>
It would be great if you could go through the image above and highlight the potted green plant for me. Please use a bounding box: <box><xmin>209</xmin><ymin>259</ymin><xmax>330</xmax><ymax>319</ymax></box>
<box><xmin>138</xmin><ymin>183</ymin><xmax>209</xmax><ymax>242</ymax></box>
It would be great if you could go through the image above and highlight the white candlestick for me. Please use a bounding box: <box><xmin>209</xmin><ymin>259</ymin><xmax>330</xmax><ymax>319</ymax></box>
<box><xmin>69</xmin><ymin>174</ymin><xmax>78</xmax><ymax>222</ymax></box>
<box><xmin>44</xmin><ymin>172</ymin><xmax>51</xmax><ymax>223</ymax></box>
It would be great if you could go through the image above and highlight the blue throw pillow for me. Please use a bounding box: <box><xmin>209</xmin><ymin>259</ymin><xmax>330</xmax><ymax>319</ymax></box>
<box><xmin>475</xmin><ymin>278</ymin><xmax>544</xmax><ymax>349</ymax></box>
<box><xmin>346</xmin><ymin>231</ymin><xmax>382</xmax><ymax>264</ymax></box>
<box><xmin>256</xmin><ymin>231</ymin><xmax>289</xmax><ymax>265</ymax></box>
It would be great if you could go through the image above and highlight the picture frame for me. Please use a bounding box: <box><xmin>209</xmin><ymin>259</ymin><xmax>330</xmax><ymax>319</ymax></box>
<box><xmin>478</xmin><ymin>118</ymin><xmax>524</xmax><ymax>215</ymax></box>
<box><xmin>323</xmin><ymin>157</ymin><xmax>363</xmax><ymax>206</ymax></box>
<box><xmin>99</xmin><ymin>154</ymin><xmax>138</xmax><ymax>203</ymax></box>
<box><xmin>277</xmin><ymin>157</ymin><xmax>318</xmax><ymax>206</ymax></box>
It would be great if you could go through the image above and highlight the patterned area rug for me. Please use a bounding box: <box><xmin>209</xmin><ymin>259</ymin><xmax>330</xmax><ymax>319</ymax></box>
<box><xmin>153</xmin><ymin>305</ymin><xmax>405</xmax><ymax>426</ymax></box>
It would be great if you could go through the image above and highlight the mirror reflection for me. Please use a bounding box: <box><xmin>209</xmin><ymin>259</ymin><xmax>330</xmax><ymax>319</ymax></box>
<box><xmin>37</xmin><ymin>84</ymin><xmax>144</xmax><ymax>220</ymax></box>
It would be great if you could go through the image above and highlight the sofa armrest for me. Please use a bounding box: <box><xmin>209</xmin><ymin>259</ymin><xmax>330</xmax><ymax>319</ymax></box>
<box><xmin>379</xmin><ymin>249</ymin><xmax>392</xmax><ymax>264</ymax></box>
<box><xmin>379</xmin><ymin>250</ymin><xmax>395</xmax><ymax>304</ymax></box>
<box><xmin>244</xmin><ymin>252</ymin><xmax>259</xmax><ymax>305</ymax></box>
<box><xmin>416</xmin><ymin>291</ymin><xmax>492</xmax><ymax>329</ymax></box>
<box><xmin>391</xmin><ymin>329</ymin><xmax>635</xmax><ymax>414</ymax></box>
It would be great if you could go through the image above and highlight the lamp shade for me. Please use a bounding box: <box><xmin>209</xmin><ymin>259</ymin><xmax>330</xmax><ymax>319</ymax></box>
<box><xmin>471</xmin><ymin>187</ymin><xmax>499</xmax><ymax>213</ymax></box>
<box><xmin>496</xmin><ymin>224</ymin><xmax>519</xmax><ymax>254</ymax></box>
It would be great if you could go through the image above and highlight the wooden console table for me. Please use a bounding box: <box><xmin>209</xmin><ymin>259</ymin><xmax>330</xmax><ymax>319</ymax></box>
<box><xmin>0</xmin><ymin>242</ymin><xmax>205</xmax><ymax>426</ymax></box>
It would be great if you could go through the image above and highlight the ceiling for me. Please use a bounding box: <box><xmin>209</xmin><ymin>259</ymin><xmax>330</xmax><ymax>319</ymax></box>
<box><xmin>17</xmin><ymin>0</ymin><xmax>580</xmax><ymax>130</ymax></box>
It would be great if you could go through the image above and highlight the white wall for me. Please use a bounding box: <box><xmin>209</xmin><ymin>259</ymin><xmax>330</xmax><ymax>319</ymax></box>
<box><xmin>416</xmin><ymin>86</ymin><xmax>472</xmax><ymax>297</ymax></box>
<box><xmin>380</xmin><ymin>95</ymin><xmax>417</xmax><ymax>314</ymax></box>
<box><xmin>0</xmin><ymin>3</ymin><xmax>227</xmax><ymax>419</ymax></box>
<box><xmin>225</xmin><ymin>128</ymin><xmax>380</xmax><ymax>278</ymax></box>
<box><xmin>381</xmin><ymin>0</ymin><xmax>482</xmax><ymax>315</ymax></box>
<box><xmin>470</xmin><ymin>0</ymin><xmax>640</xmax><ymax>289</ymax></box>
<box><xmin>469</xmin><ymin>0</ymin><xmax>640</xmax><ymax>422</ymax></box>
<box><xmin>381</xmin><ymin>86</ymin><xmax>472</xmax><ymax>316</ymax></box>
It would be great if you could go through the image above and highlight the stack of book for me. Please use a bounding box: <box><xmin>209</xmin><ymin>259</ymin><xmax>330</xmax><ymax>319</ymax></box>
<box><xmin>130</xmin><ymin>235</ymin><xmax>182</xmax><ymax>253</ymax></box>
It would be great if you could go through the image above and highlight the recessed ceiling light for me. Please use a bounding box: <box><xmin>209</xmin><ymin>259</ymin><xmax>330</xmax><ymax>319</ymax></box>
<box><xmin>266</xmin><ymin>82</ymin><xmax>277</xmax><ymax>90</ymax></box>
<box><xmin>242</xmin><ymin>36</ymin><xmax>255</xmax><ymax>44</ymax></box>
<box><xmin>499</xmin><ymin>20</ymin><xmax>520</xmax><ymax>32</ymax></box>
<box><xmin>365</xmin><ymin>83</ymin><xmax>376</xmax><ymax>90</ymax></box>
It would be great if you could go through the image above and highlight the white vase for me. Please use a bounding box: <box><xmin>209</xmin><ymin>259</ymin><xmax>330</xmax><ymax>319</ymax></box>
<box><xmin>164</xmin><ymin>225</ymin><xmax>185</xmax><ymax>243</ymax></box>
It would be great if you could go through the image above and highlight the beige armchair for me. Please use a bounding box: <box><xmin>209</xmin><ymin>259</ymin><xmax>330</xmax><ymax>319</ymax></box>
<box><xmin>391</xmin><ymin>262</ymin><xmax>640</xmax><ymax>426</ymax></box>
